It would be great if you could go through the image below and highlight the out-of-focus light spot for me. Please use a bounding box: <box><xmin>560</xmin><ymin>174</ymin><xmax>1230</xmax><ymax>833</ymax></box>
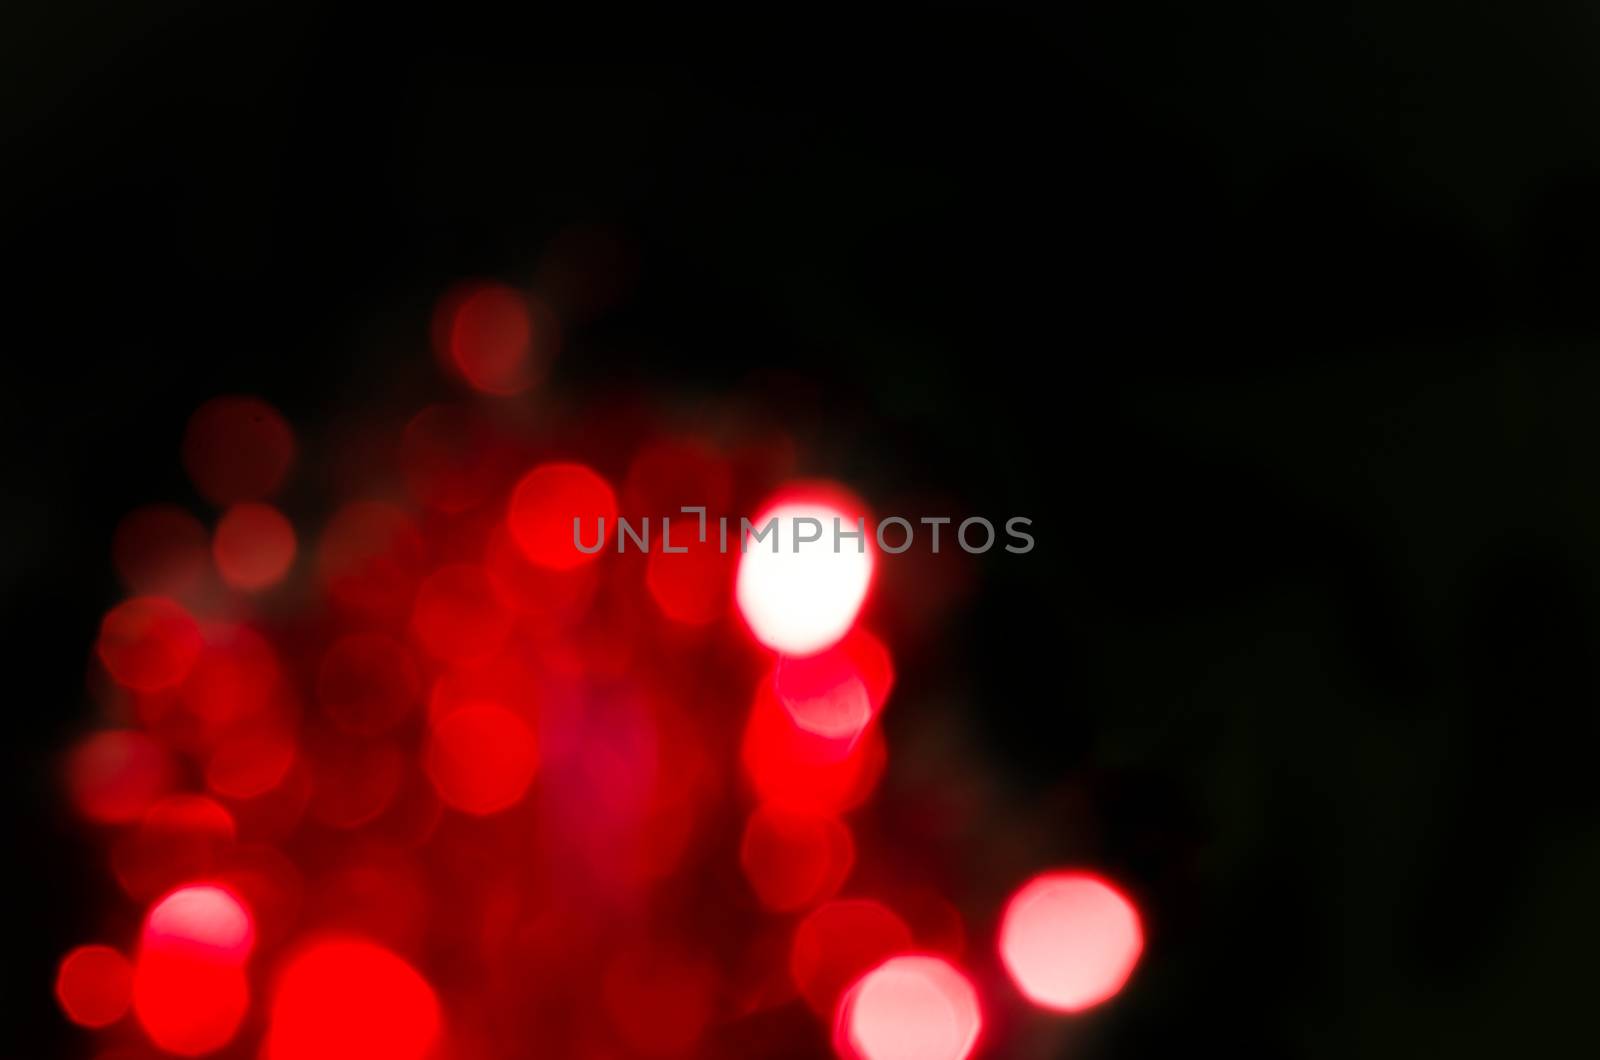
<box><xmin>602</xmin><ymin>946</ymin><xmax>717</xmax><ymax>1057</ymax></box>
<box><xmin>142</xmin><ymin>884</ymin><xmax>255</xmax><ymax>963</ymax></box>
<box><xmin>999</xmin><ymin>871</ymin><xmax>1143</xmax><ymax>1012</ymax></box>
<box><xmin>736</xmin><ymin>491</ymin><xmax>874</xmax><ymax>656</ymax></box>
<box><xmin>265</xmin><ymin>937</ymin><xmax>441</xmax><ymax>1060</ymax></box>
<box><xmin>317</xmin><ymin>500</ymin><xmax>427</xmax><ymax>619</ymax></box>
<box><xmin>434</xmin><ymin>281</ymin><xmax>549</xmax><ymax>396</ymax></box>
<box><xmin>213</xmin><ymin>503</ymin><xmax>296</xmax><ymax>590</ymax></box>
<box><xmin>837</xmin><ymin>954</ymin><xmax>981</xmax><ymax>1060</ymax></box>
<box><xmin>205</xmin><ymin>714</ymin><xmax>297</xmax><ymax>799</ymax></box>
<box><xmin>112</xmin><ymin>505</ymin><xmax>210</xmax><ymax>597</ymax></box>
<box><xmin>739</xmin><ymin>804</ymin><xmax>854</xmax><ymax>912</ymax></box>
<box><xmin>182</xmin><ymin>396</ymin><xmax>295</xmax><ymax>506</ymax></box>
<box><xmin>318</xmin><ymin>633</ymin><xmax>421</xmax><ymax>735</ymax></box>
<box><xmin>179</xmin><ymin>624</ymin><xmax>280</xmax><ymax>725</ymax></box>
<box><xmin>400</xmin><ymin>403</ymin><xmax>506</xmax><ymax>512</ymax></box>
<box><xmin>790</xmin><ymin>899</ymin><xmax>913</xmax><ymax>1016</ymax></box>
<box><xmin>55</xmin><ymin>944</ymin><xmax>133</xmax><ymax>1028</ymax></box>
<box><xmin>98</xmin><ymin>597</ymin><xmax>203</xmax><ymax>692</ymax></box>
<box><xmin>133</xmin><ymin>884</ymin><xmax>255</xmax><ymax>1056</ymax></box>
<box><xmin>646</xmin><ymin>515</ymin><xmax>734</xmax><ymax>625</ymax></box>
<box><xmin>772</xmin><ymin>628</ymin><xmax>893</xmax><ymax>743</ymax></box>
<box><xmin>508</xmin><ymin>462</ymin><xmax>617</xmax><ymax>570</ymax></box>
<box><xmin>113</xmin><ymin>796</ymin><xmax>237</xmax><ymax>900</ymax></box>
<box><xmin>410</xmin><ymin>564</ymin><xmax>512</xmax><ymax>666</ymax></box>
<box><xmin>742</xmin><ymin>681</ymin><xmax>887</xmax><ymax>811</ymax></box>
<box><xmin>66</xmin><ymin>730</ymin><xmax>173</xmax><ymax>824</ymax></box>
<box><xmin>425</xmin><ymin>702</ymin><xmax>539</xmax><ymax>815</ymax></box>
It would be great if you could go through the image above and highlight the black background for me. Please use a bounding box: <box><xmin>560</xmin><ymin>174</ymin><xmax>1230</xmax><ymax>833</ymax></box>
<box><xmin>7</xmin><ymin>5</ymin><xmax>1600</xmax><ymax>1056</ymax></box>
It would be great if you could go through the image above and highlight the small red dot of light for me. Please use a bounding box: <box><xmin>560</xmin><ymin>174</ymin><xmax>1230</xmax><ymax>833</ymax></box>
<box><xmin>97</xmin><ymin>596</ymin><xmax>204</xmax><ymax>692</ymax></box>
<box><xmin>739</xmin><ymin>803</ymin><xmax>855</xmax><ymax>913</ymax></box>
<box><xmin>182</xmin><ymin>395</ymin><xmax>295</xmax><ymax>506</ymax></box>
<box><xmin>425</xmin><ymin>702</ymin><xmax>539</xmax><ymax>815</ymax></box>
<box><xmin>317</xmin><ymin>633</ymin><xmax>421</xmax><ymax>735</ymax></box>
<box><xmin>789</xmin><ymin>899</ymin><xmax>913</xmax><ymax>1017</ymax></box>
<box><xmin>111</xmin><ymin>504</ymin><xmax>210</xmax><ymax>597</ymax></box>
<box><xmin>646</xmin><ymin>515</ymin><xmax>734</xmax><ymax>626</ymax></box>
<box><xmin>435</xmin><ymin>281</ymin><xmax>548</xmax><ymax>396</ymax></box>
<box><xmin>213</xmin><ymin>502</ymin><xmax>296</xmax><ymax>590</ymax></box>
<box><xmin>65</xmin><ymin>729</ymin><xmax>173</xmax><ymax>824</ymax></box>
<box><xmin>837</xmin><ymin>954</ymin><xmax>982</xmax><ymax>1060</ymax></box>
<box><xmin>410</xmin><ymin>563</ymin><xmax>512</xmax><ymax>666</ymax></box>
<box><xmin>998</xmin><ymin>871</ymin><xmax>1144</xmax><ymax>1013</ymax></box>
<box><xmin>55</xmin><ymin>944</ymin><xmax>133</xmax><ymax>1028</ymax></box>
<box><xmin>507</xmin><ymin>461</ymin><xmax>618</xmax><ymax>571</ymax></box>
<box><xmin>265</xmin><ymin>937</ymin><xmax>441</xmax><ymax>1060</ymax></box>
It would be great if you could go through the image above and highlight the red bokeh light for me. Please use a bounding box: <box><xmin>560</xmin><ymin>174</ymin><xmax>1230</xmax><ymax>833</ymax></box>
<box><xmin>739</xmin><ymin>803</ymin><xmax>855</xmax><ymax>912</ymax></box>
<box><xmin>742</xmin><ymin>680</ymin><xmax>887</xmax><ymax>812</ymax></box>
<box><xmin>98</xmin><ymin>597</ymin><xmax>203</xmax><ymax>693</ymax></box>
<box><xmin>56</xmin><ymin>944</ymin><xmax>133</xmax><ymax>1028</ymax></box>
<box><xmin>789</xmin><ymin>899</ymin><xmax>913</xmax><ymax>1017</ymax></box>
<box><xmin>999</xmin><ymin>871</ymin><xmax>1144</xmax><ymax>1013</ymax></box>
<box><xmin>213</xmin><ymin>502</ymin><xmax>296</xmax><ymax>590</ymax></box>
<box><xmin>508</xmin><ymin>461</ymin><xmax>617</xmax><ymax>570</ymax></box>
<box><xmin>434</xmin><ymin>281</ymin><xmax>549</xmax><ymax>396</ymax></box>
<box><xmin>646</xmin><ymin>515</ymin><xmax>734</xmax><ymax>625</ymax></box>
<box><xmin>182</xmin><ymin>396</ymin><xmax>295</xmax><ymax>506</ymax></box>
<box><xmin>410</xmin><ymin>563</ymin><xmax>512</xmax><ymax>666</ymax></box>
<box><xmin>132</xmin><ymin>884</ymin><xmax>255</xmax><ymax>1056</ymax></box>
<box><xmin>112</xmin><ymin>504</ymin><xmax>210</xmax><ymax>597</ymax></box>
<box><xmin>66</xmin><ymin>729</ymin><xmax>173</xmax><ymax>824</ymax></box>
<box><xmin>836</xmin><ymin>954</ymin><xmax>981</xmax><ymax>1060</ymax></box>
<box><xmin>265</xmin><ymin>937</ymin><xmax>441</xmax><ymax>1060</ymax></box>
<box><xmin>113</xmin><ymin>796</ymin><xmax>237</xmax><ymax>901</ymax></box>
<box><xmin>425</xmin><ymin>702</ymin><xmax>539</xmax><ymax>815</ymax></box>
<box><xmin>601</xmin><ymin>945</ymin><xmax>718</xmax><ymax>1057</ymax></box>
<box><xmin>772</xmin><ymin>627</ymin><xmax>894</xmax><ymax>743</ymax></box>
<box><xmin>400</xmin><ymin>403</ymin><xmax>508</xmax><ymax>513</ymax></box>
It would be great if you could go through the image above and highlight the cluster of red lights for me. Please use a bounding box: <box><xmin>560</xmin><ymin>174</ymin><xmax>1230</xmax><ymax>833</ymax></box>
<box><xmin>55</xmin><ymin>279</ymin><xmax>1144</xmax><ymax>1058</ymax></box>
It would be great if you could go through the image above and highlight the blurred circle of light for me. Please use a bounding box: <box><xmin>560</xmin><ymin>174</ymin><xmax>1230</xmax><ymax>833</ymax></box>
<box><xmin>999</xmin><ymin>871</ymin><xmax>1144</xmax><ymax>1012</ymax></box>
<box><xmin>212</xmin><ymin>502</ymin><xmax>297</xmax><ymax>590</ymax></box>
<box><xmin>507</xmin><ymin>461</ymin><xmax>618</xmax><ymax>570</ymax></box>
<box><xmin>55</xmin><ymin>944</ymin><xmax>133</xmax><ymax>1028</ymax></box>
<box><xmin>772</xmin><ymin>627</ymin><xmax>893</xmax><ymax>743</ymax></box>
<box><xmin>112</xmin><ymin>504</ymin><xmax>210</xmax><ymax>596</ymax></box>
<box><xmin>113</xmin><ymin>795</ymin><xmax>238</xmax><ymax>900</ymax></box>
<box><xmin>425</xmin><ymin>702</ymin><xmax>539</xmax><ymax>815</ymax></box>
<box><xmin>178</xmin><ymin>622</ymin><xmax>281</xmax><ymax>725</ymax></box>
<box><xmin>739</xmin><ymin>803</ymin><xmax>855</xmax><ymax>912</ymax></box>
<box><xmin>790</xmin><ymin>898</ymin><xmax>913</xmax><ymax>1016</ymax></box>
<box><xmin>181</xmin><ymin>395</ymin><xmax>295</xmax><ymax>506</ymax></box>
<box><xmin>838</xmin><ymin>954</ymin><xmax>982</xmax><ymax>1060</ymax></box>
<box><xmin>66</xmin><ymin>729</ymin><xmax>173</xmax><ymax>823</ymax></box>
<box><xmin>436</xmin><ymin>280</ymin><xmax>547</xmax><ymax>396</ymax></box>
<box><xmin>646</xmin><ymin>515</ymin><xmax>733</xmax><ymax>625</ymax></box>
<box><xmin>265</xmin><ymin>937</ymin><xmax>441</xmax><ymax>1060</ymax></box>
<box><xmin>142</xmin><ymin>883</ymin><xmax>256</xmax><ymax>963</ymax></box>
<box><xmin>133</xmin><ymin>884</ymin><xmax>255</xmax><ymax>1056</ymax></box>
<box><xmin>97</xmin><ymin>596</ymin><xmax>203</xmax><ymax>692</ymax></box>
<box><xmin>736</xmin><ymin>493</ymin><xmax>874</xmax><ymax>656</ymax></box>
<box><xmin>742</xmin><ymin>681</ymin><xmax>888</xmax><ymax>810</ymax></box>
<box><xmin>409</xmin><ymin>563</ymin><xmax>513</xmax><ymax>666</ymax></box>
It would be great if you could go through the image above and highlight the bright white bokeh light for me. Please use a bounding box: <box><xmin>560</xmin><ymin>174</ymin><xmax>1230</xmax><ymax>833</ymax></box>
<box><xmin>736</xmin><ymin>499</ymin><xmax>873</xmax><ymax>656</ymax></box>
<box><xmin>999</xmin><ymin>872</ymin><xmax>1143</xmax><ymax>1012</ymax></box>
<box><xmin>840</xmin><ymin>954</ymin><xmax>981</xmax><ymax>1060</ymax></box>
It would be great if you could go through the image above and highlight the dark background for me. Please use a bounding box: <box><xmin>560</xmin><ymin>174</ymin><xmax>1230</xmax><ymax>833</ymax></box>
<box><xmin>7</xmin><ymin>5</ymin><xmax>1600</xmax><ymax>1055</ymax></box>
